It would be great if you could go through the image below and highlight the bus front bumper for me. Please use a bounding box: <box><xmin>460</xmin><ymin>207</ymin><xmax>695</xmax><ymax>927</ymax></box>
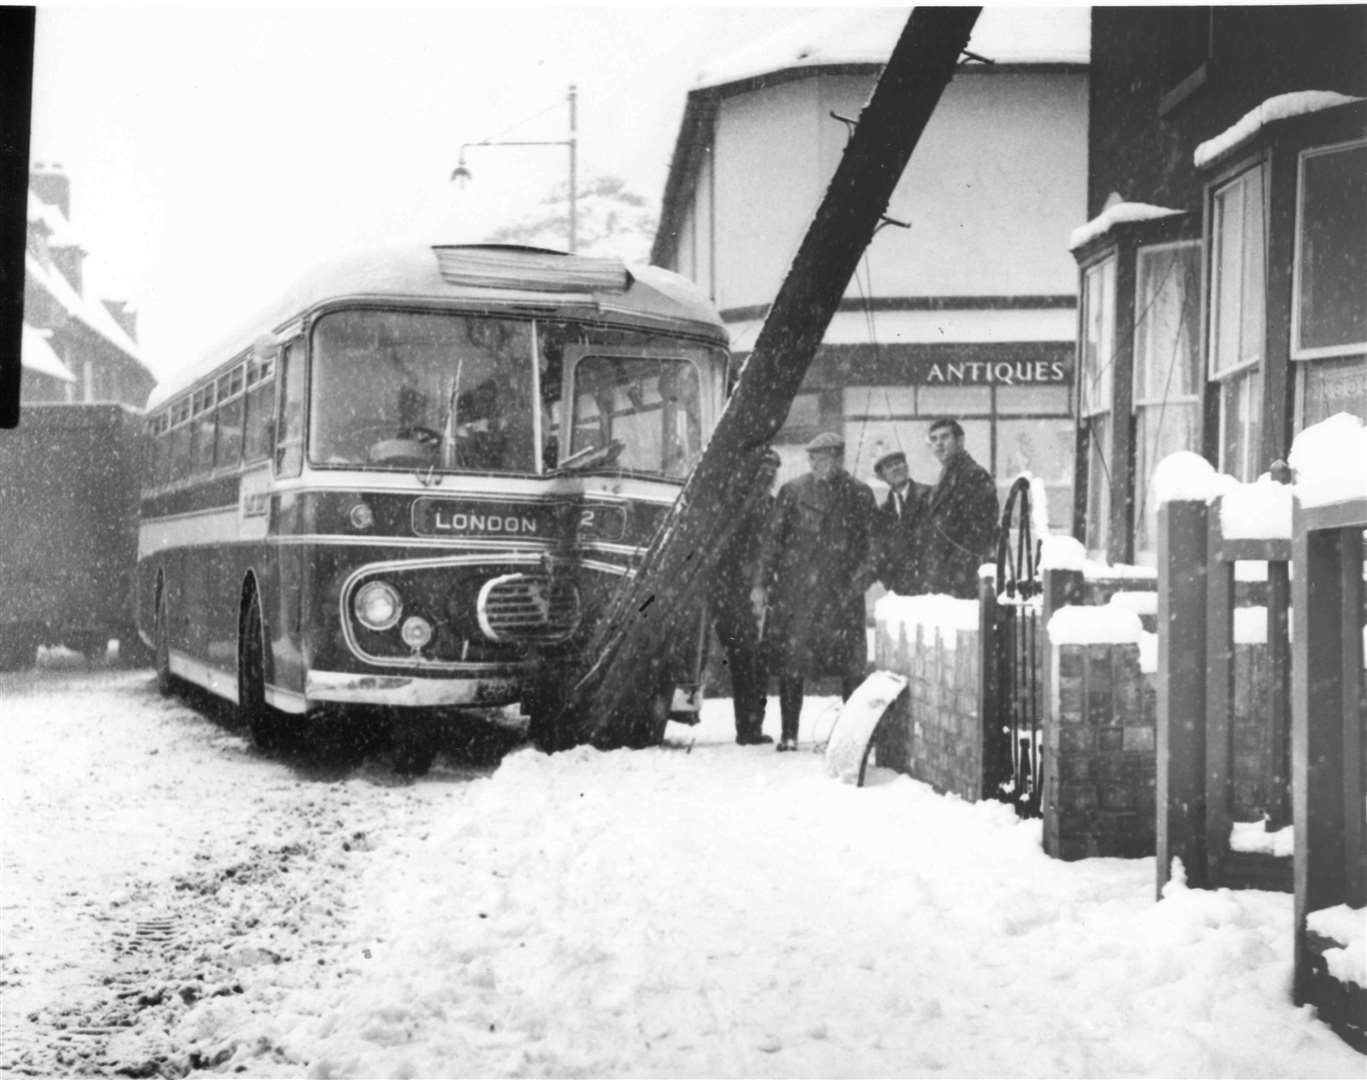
<box><xmin>305</xmin><ymin>669</ymin><xmax>522</xmax><ymax>708</ymax></box>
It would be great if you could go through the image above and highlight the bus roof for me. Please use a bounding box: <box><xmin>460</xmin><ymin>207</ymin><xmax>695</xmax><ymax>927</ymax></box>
<box><xmin>148</xmin><ymin>244</ymin><xmax>729</xmax><ymax>410</ymax></box>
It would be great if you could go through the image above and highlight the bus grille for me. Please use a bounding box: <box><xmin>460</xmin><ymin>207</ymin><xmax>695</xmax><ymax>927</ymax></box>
<box><xmin>476</xmin><ymin>574</ymin><xmax>580</xmax><ymax>643</ymax></box>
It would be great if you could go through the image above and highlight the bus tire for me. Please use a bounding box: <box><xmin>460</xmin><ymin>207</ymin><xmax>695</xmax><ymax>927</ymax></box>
<box><xmin>238</xmin><ymin>587</ymin><xmax>300</xmax><ymax>753</ymax></box>
<box><xmin>154</xmin><ymin>591</ymin><xmax>174</xmax><ymax>696</ymax></box>
<box><xmin>391</xmin><ymin>715</ymin><xmax>438</xmax><ymax>777</ymax></box>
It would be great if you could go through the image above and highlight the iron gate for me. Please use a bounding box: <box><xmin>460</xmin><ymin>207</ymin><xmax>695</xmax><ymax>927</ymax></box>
<box><xmin>983</xmin><ymin>475</ymin><xmax>1044</xmax><ymax>817</ymax></box>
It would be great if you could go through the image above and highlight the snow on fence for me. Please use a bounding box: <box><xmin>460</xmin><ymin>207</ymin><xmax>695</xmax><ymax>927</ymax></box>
<box><xmin>1154</xmin><ymin>414</ymin><xmax>1366</xmax><ymax>1051</ymax></box>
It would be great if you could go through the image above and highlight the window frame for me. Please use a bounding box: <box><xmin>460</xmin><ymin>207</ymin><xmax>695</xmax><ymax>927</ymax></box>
<box><xmin>1290</xmin><ymin>136</ymin><xmax>1367</xmax><ymax>362</ymax></box>
<box><xmin>1205</xmin><ymin>159</ymin><xmax>1267</xmax><ymax>482</ymax></box>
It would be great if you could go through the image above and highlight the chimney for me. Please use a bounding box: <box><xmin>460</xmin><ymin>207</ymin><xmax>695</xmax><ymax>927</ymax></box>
<box><xmin>103</xmin><ymin>300</ymin><xmax>138</xmax><ymax>343</ymax></box>
<box><xmin>30</xmin><ymin>162</ymin><xmax>71</xmax><ymax>220</ymax></box>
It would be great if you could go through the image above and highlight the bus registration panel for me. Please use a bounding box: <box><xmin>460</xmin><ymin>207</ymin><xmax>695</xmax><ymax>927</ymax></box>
<box><xmin>411</xmin><ymin>497</ymin><xmax>628</xmax><ymax>542</ymax></box>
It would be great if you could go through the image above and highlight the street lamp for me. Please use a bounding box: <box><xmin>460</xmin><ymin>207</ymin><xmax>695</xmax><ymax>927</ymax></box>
<box><xmin>451</xmin><ymin>84</ymin><xmax>578</xmax><ymax>252</ymax></box>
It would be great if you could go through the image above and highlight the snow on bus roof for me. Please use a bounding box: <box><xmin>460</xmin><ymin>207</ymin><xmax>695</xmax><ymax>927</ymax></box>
<box><xmin>146</xmin><ymin>243</ymin><xmax>726</xmax><ymax>410</ymax></box>
<box><xmin>694</xmin><ymin>6</ymin><xmax>1089</xmax><ymax>91</ymax></box>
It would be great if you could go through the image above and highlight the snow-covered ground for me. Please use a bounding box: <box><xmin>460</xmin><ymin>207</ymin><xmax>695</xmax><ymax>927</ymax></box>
<box><xmin>2</xmin><ymin>652</ymin><xmax>1362</xmax><ymax>1078</ymax></box>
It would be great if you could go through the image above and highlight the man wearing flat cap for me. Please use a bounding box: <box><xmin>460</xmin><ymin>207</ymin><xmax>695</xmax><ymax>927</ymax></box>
<box><xmin>870</xmin><ymin>449</ymin><xmax>930</xmax><ymax>596</ymax></box>
<box><xmin>751</xmin><ymin>431</ymin><xmax>876</xmax><ymax>751</ymax></box>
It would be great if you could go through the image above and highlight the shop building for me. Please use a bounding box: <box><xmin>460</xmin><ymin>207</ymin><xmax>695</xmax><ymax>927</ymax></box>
<box><xmin>651</xmin><ymin>7</ymin><xmax>1090</xmax><ymax>526</ymax></box>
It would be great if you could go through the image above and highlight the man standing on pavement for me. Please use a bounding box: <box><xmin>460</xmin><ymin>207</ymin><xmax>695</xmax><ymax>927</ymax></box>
<box><xmin>750</xmin><ymin>432</ymin><xmax>876</xmax><ymax>752</ymax></box>
<box><xmin>710</xmin><ymin>448</ymin><xmax>780</xmax><ymax>745</ymax></box>
<box><xmin>921</xmin><ymin>418</ymin><xmax>999</xmax><ymax>599</ymax></box>
<box><xmin>869</xmin><ymin>449</ymin><xmax>930</xmax><ymax>596</ymax></box>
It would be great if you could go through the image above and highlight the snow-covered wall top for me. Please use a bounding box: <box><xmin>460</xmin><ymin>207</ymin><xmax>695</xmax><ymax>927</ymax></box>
<box><xmin>1067</xmin><ymin>202</ymin><xmax>1184</xmax><ymax>252</ymax></box>
<box><xmin>1193</xmin><ymin>91</ymin><xmax>1365</xmax><ymax>170</ymax></box>
<box><xmin>1288</xmin><ymin>412</ymin><xmax>1367</xmax><ymax>509</ymax></box>
<box><xmin>694</xmin><ymin>6</ymin><xmax>1089</xmax><ymax>91</ymax></box>
<box><xmin>1040</xmin><ymin>534</ymin><xmax>1086</xmax><ymax>572</ymax></box>
<box><xmin>874</xmin><ymin>592</ymin><xmax>980</xmax><ymax>649</ymax></box>
<box><xmin>1047</xmin><ymin>604</ymin><xmax>1143</xmax><ymax>646</ymax></box>
<box><xmin>1108</xmin><ymin>591</ymin><xmax>1157</xmax><ymax>617</ymax></box>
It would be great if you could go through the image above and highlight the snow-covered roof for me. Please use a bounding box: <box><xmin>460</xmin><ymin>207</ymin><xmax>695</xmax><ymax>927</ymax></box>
<box><xmin>25</xmin><ymin>250</ymin><xmax>145</xmax><ymax>364</ymax></box>
<box><xmin>694</xmin><ymin>6</ymin><xmax>1089</xmax><ymax>91</ymax></box>
<box><xmin>1068</xmin><ymin>202</ymin><xmax>1186</xmax><ymax>252</ymax></box>
<box><xmin>27</xmin><ymin>189</ymin><xmax>81</xmax><ymax>249</ymax></box>
<box><xmin>1194</xmin><ymin>91</ymin><xmax>1366</xmax><ymax>170</ymax></box>
<box><xmin>20</xmin><ymin>322</ymin><xmax>76</xmax><ymax>382</ymax></box>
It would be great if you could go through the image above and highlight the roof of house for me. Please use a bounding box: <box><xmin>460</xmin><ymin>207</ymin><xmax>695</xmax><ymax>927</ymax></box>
<box><xmin>21</xmin><ymin>322</ymin><xmax>76</xmax><ymax>382</ymax></box>
<box><xmin>652</xmin><ymin>7</ymin><xmax>1090</xmax><ymax>266</ymax></box>
<box><xmin>694</xmin><ymin>6</ymin><xmax>1090</xmax><ymax>92</ymax></box>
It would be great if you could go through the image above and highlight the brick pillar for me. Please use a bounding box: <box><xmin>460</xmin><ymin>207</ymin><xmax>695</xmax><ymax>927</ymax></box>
<box><xmin>1045</xmin><ymin>638</ymin><xmax>1155</xmax><ymax>859</ymax></box>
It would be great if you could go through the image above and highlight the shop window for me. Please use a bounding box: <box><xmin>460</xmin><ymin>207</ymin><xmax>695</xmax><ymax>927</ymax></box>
<box><xmin>1080</xmin><ymin>255</ymin><xmax>1116</xmax><ymax>555</ymax></box>
<box><xmin>1209</xmin><ymin>166</ymin><xmax>1265</xmax><ymax>481</ymax></box>
<box><xmin>1293</xmin><ymin>140</ymin><xmax>1367</xmax><ymax>359</ymax></box>
<box><xmin>995</xmin><ymin>385</ymin><xmax>1070</xmax><ymax>416</ymax></box>
<box><xmin>997</xmin><ymin>417</ymin><xmax>1075</xmax><ymax>531</ymax></box>
<box><xmin>1133</xmin><ymin>240</ymin><xmax>1202</xmax><ymax>561</ymax></box>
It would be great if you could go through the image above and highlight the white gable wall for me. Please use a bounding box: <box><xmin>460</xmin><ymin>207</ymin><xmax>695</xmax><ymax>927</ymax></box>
<box><xmin>705</xmin><ymin>68</ymin><xmax>1088</xmax><ymax>317</ymax></box>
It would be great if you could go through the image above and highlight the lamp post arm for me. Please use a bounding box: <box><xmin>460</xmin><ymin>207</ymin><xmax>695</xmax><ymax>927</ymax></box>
<box><xmin>451</xmin><ymin>85</ymin><xmax>578</xmax><ymax>252</ymax></box>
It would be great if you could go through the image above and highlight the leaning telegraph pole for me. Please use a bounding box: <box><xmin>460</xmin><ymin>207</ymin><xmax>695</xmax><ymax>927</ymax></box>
<box><xmin>567</xmin><ymin>6</ymin><xmax>983</xmax><ymax>746</ymax></box>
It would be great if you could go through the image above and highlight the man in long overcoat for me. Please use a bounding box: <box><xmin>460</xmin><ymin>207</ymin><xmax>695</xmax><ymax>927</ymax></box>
<box><xmin>750</xmin><ymin>432</ymin><xmax>876</xmax><ymax>751</ymax></box>
<box><xmin>869</xmin><ymin>449</ymin><xmax>930</xmax><ymax>596</ymax></box>
<box><xmin>709</xmin><ymin>448</ymin><xmax>780</xmax><ymax>745</ymax></box>
<box><xmin>921</xmin><ymin>418</ymin><xmax>999</xmax><ymax>599</ymax></box>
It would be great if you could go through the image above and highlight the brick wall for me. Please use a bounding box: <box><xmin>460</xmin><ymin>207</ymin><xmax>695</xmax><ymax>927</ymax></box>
<box><xmin>871</xmin><ymin>600</ymin><xmax>984</xmax><ymax>802</ymax></box>
<box><xmin>1044</xmin><ymin>641</ymin><xmax>1157</xmax><ymax>860</ymax></box>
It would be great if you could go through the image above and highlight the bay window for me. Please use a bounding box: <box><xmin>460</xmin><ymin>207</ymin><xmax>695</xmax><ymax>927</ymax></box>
<box><xmin>1133</xmin><ymin>240</ymin><xmax>1202</xmax><ymax>560</ymax></box>
<box><xmin>1079</xmin><ymin>255</ymin><xmax>1116</xmax><ymax>557</ymax></box>
<box><xmin>1209</xmin><ymin>166</ymin><xmax>1266</xmax><ymax>481</ymax></box>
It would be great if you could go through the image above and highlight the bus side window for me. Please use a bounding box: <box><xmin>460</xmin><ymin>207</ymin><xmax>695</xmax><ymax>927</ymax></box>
<box><xmin>215</xmin><ymin>367</ymin><xmax>244</xmax><ymax>470</ymax></box>
<box><xmin>243</xmin><ymin>358</ymin><xmax>274</xmax><ymax>463</ymax></box>
<box><xmin>274</xmin><ymin>339</ymin><xmax>305</xmax><ymax>478</ymax></box>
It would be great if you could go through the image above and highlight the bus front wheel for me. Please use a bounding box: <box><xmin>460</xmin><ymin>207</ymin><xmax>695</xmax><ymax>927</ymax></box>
<box><xmin>238</xmin><ymin>589</ymin><xmax>300</xmax><ymax>753</ymax></box>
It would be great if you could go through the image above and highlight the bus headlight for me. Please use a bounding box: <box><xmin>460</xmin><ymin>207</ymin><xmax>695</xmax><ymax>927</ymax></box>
<box><xmin>355</xmin><ymin>581</ymin><xmax>402</xmax><ymax>631</ymax></box>
<box><xmin>400</xmin><ymin>616</ymin><xmax>433</xmax><ymax>651</ymax></box>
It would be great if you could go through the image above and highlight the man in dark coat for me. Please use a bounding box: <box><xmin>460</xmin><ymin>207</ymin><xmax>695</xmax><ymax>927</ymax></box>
<box><xmin>922</xmin><ymin>418</ymin><xmax>999</xmax><ymax>599</ymax></box>
<box><xmin>709</xmin><ymin>448</ymin><xmax>780</xmax><ymax>745</ymax></box>
<box><xmin>750</xmin><ymin>432</ymin><xmax>876</xmax><ymax>751</ymax></box>
<box><xmin>869</xmin><ymin>449</ymin><xmax>930</xmax><ymax>596</ymax></box>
